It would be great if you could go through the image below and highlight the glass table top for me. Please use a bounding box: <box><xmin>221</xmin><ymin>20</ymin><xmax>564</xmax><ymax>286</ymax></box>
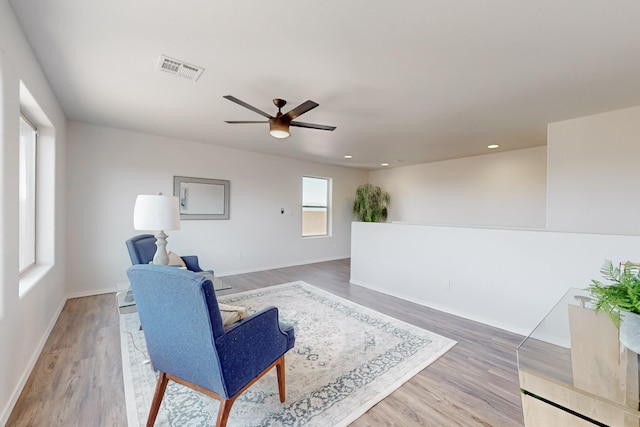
<box><xmin>517</xmin><ymin>287</ymin><xmax>640</xmax><ymax>412</ymax></box>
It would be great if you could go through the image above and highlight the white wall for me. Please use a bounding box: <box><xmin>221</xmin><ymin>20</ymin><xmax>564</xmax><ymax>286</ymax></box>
<box><xmin>0</xmin><ymin>1</ymin><xmax>67</xmax><ymax>424</ymax></box>
<box><xmin>351</xmin><ymin>222</ymin><xmax>640</xmax><ymax>334</ymax></box>
<box><xmin>369</xmin><ymin>146</ymin><xmax>547</xmax><ymax>229</ymax></box>
<box><xmin>66</xmin><ymin>121</ymin><xmax>368</xmax><ymax>296</ymax></box>
<box><xmin>353</xmin><ymin>105</ymin><xmax>640</xmax><ymax>335</ymax></box>
<box><xmin>547</xmin><ymin>106</ymin><xmax>640</xmax><ymax>235</ymax></box>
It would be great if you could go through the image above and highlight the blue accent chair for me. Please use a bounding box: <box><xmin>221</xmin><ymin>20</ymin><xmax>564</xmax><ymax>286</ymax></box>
<box><xmin>125</xmin><ymin>234</ymin><xmax>212</xmax><ymax>273</ymax></box>
<box><xmin>126</xmin><ymin>264</ymin><xmax>295</xmax><ymax>427</ymax></box>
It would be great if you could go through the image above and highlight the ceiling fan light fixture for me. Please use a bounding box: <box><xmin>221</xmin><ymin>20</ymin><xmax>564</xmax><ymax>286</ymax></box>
<box><xmin>269</xmin><ymin>119</ymin><xmax>290</xmax><ymax>139</ymax></box>
<box><xmin>270</xmin><ymin>129</ymin><xmax>290</xmax><ymax>138</ymax></box>
<box><xmin>224</xmin><ymin>96</ymin><xmax>335</xmax><ymax>138</ymax></box>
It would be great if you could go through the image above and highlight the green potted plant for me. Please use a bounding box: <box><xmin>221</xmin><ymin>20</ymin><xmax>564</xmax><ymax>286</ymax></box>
<box><xmin>588</xmin><ymin>260</ymin><xmax>640</xmax><ymax>353</ymax></box>
<box><xmin>353</xmin><ymin>183</ymin><xmax>390</xmax><ymax>222</ymax></box>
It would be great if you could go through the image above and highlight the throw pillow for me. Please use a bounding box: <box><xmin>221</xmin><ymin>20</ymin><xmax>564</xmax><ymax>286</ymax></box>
<box><xmin>218</xmin><ymin>303</ymin><xmax>250</xmax><ymax>326</ymax></box>
<box><xmin>167</xmin><ymin>251</ymin><xmax>187</xmax><ymax>268</ymax></box>
<box><xmin>147</xmin><ymin>252</ymin><xmax>187</xmax><ymax>268</ymax></box>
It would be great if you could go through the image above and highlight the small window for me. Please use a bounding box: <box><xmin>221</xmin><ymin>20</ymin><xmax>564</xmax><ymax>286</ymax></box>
<box><xmin>302</xmin><ymin>176</ymin><xmax>330</xmax><ymax>237</ymax></box>
<box><xmin>19</xmin><ymin>113</ymin><xmax>37</xmax><ymax>272</ymax></box>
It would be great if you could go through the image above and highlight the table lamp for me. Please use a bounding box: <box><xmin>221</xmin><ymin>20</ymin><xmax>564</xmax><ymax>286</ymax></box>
<box><xmin>133</xmin><ymin>193</ymin><xmax>181</xmax><ymax>265</ymax></box>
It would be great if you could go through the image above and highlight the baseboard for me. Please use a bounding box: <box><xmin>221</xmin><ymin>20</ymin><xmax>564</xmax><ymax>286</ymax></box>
<box><xmin>65</xmin><ymin>286</ymin><xmax>118</xmax><ymax>299</ymax></box>
<box><xmin>217</xmin><ymin>256</ymin><xmax>350</xmax><ymax>278</ymax></box>
<box><xmin>63</xmin><ymin>258</ymin><xmax>350</xmax><ymax>299</ymax></box>
<box><xmin>349</xmin><ymin>278</ymin><xmax>531</xmax><ymax>337</ymax></box>
<box><xmin>0</xmin><ymin>296</ymin><xmax>67</xmax><ymax>426</ymax></box>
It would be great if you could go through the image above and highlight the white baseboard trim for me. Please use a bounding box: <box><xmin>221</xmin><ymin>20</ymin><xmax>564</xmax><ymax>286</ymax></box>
<box><xmin>216</xmin><ymin>256</ymin><xmax>350</xmax><ymax>278</ymax></box>
<box><xmin>349</xmin><ymin>278</ymin><xmax>531</xmax><ymax>337</ymax></box>
<box><xmin>63</xmin><ymin>257</ymin><xmax>351</xmax><ymax>299</ymax></box>
<box><xmin>0</xmin><ymin>296</ymin><xmax>67</xmax><ymax>427</ymax></box>
<box><xmin>66</xmin><ymin>286</ymin><xmax>118</xmax><ymax>299</ymax></box>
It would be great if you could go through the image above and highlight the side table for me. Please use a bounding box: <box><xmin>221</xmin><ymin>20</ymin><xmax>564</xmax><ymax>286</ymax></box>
<box><xmin>517</xmin><ymin>287</ymin><xmax>640</xmax><ymax>426</ymax></box>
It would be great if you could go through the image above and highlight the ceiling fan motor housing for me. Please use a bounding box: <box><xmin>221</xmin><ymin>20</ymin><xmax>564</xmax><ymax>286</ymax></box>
<box><xmin>269</xmin><ymin>117</ymin><xmax>290</xmax><ymax>138</ymax></box>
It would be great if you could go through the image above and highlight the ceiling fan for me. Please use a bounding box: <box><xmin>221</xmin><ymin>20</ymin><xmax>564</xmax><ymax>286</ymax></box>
<box><xmin>223</xmin><ymin>95</ymin><xmax>336</xmax><ymax>139</ymax></box>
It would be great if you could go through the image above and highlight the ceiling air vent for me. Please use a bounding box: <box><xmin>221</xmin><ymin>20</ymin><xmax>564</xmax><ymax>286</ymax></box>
<box><xmin>156</xmin><ymin>55</ymin><xmax>204</xmax><ymax>81</ymax></box>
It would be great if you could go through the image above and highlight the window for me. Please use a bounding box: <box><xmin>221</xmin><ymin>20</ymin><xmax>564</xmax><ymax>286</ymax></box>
<box><xmin>302</xmin><ymin>176</ymin><xmax>330</xmax><ymax>237</ymax></box>
<box><xmin>19</xmin><ymin>113</ymin><xmax>37</xmax><ymax>272</ymax></box>
<box><xmin>18</xmin><ymin>81</ymin><xmax>55</xmax><ymax>297</ymax></box>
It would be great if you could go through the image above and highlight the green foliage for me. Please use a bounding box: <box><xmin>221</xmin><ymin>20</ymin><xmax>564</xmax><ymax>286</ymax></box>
<box><xmin>588</xmin><ymin>260</ymin><xmax>640</xmax><ymax>328</ymax></box>
<box><xmin>353</xmin><ymin>184</ymin><xmax>390</xmax><ymax>222</ymax></box>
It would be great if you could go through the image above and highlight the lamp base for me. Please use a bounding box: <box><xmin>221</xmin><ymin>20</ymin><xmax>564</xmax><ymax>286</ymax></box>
<box><xmin>153</xmin><ymin>230</ymin><xmax>170</xmax><ymax>265</ymax></box>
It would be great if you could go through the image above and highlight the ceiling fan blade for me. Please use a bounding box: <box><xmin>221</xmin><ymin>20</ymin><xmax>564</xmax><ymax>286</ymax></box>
<box><xmin>283</xmin><ymin>100</ymin><xmax>319</xmax><ymax>121</ymax></box>
<box><xmin>223</xmin><ymin>95</ymin><xmax>273</xmax><ymax>119</ymax></box>
<box><xmin>224</xmin><ymin>121</ymin><xmax>268</xmax><ymax>124</ymax></box>
<box><xmin>290</xmin><ymin>121</ymin><xmax>336</xmax><ymax>131</ymax></box>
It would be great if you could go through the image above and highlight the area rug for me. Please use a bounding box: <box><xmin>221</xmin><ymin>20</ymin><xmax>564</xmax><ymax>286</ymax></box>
<box><xmin>120</xmin><ymin>281</ymin><xmax>456</xmax><ymax>426</ymax></box>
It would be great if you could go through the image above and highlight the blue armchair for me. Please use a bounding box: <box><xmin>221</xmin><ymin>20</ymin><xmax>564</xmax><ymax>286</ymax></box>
<box><xmin>126</xmin><ymin>265</ymin><xmax>295</xmax><ymax>427</ymax></box>
<box><xmin>125</xmin><ymin>234</ymin><xmax>211</xmax><ymax>273</ymax></box>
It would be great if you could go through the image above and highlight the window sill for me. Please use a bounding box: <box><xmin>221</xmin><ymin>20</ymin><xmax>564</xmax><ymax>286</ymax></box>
<box><xmin>19</xmin><ymin>263</ymin><xmax>53</xmax><ymax>298</ymax></box>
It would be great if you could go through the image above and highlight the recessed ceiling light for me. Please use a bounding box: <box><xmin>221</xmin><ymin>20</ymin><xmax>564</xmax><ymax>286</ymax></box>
<box><xmin>381</xmin><ymin>163</ymin><xmax>389</xmax><ymax>167</ymax></box>
<box><xmin>487</xmin><ymin>144</ymin><xmax>499</xmax><ymax>149</ymax></box>
<box><xmin>344</xmin><ymin>154</ymin><xmax>353</xmax><ymax>159</ymax></box>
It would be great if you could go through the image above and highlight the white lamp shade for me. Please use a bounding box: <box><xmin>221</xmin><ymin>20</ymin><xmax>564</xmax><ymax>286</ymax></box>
<box><xmin>133</xmin><ymin>194</ymin><xmax>181</xmax><ymax>231</ymax></box>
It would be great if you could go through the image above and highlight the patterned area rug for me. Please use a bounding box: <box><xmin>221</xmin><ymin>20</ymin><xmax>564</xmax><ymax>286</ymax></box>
<box><xmin>120</xmin><ymin>281</ymin><xmax>456</xmax><ymax>426</ymax></box>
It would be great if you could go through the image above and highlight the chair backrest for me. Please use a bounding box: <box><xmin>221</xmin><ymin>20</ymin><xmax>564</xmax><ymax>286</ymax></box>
<box><xmin>125</xmin><ymin>234</ymin><xmax>157</xmax><ymax>265</ymax></box>
<box><xmin>126</xmin><ymin>264</ymin><xmax>228</xmax><ymax>394</ymax></box>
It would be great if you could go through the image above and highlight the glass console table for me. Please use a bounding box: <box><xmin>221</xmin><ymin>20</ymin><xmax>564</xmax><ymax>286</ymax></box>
<box><xmin>517</xmin><ymin>288</ymin><xmax>640</xmax><ymax>426</ymax></box>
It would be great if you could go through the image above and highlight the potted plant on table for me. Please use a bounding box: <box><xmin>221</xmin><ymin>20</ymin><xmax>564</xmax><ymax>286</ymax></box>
<box><xmin>353</xmin><ymin>183</ymin><xmax>391</xmax><ymax>222</ymax></box>
<box><xmin>588</xmin><ymin>260</ymin><xmax>640</xmax><ymax>353</ymax></box>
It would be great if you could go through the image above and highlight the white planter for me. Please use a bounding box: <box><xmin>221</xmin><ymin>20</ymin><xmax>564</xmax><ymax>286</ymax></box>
<box><xmin>619</xmin><ymin>310</ymin><xmax>640</xmax><ymax>354</ymax></box>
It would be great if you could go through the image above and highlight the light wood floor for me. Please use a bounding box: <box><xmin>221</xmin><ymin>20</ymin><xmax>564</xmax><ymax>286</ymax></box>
<box><xmin>8</xmin><ymin>259</ymin><xmax>525</xmax><ymax>426</ymax></box>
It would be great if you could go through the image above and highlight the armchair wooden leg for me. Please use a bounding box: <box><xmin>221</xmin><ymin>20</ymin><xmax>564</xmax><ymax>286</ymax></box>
<box><xmin>276</xmin><ymin>355</ymin><xmax>286</xmax><ymax>403</ymax></box>
<box><xmin>216</xmin><ymin>397</ymin><xmax>236</xmax><ymax>427</ymax></box>
<box><xmin>147</xmin><ymin>371</ymin><xmax>169</xmax><ymax>427</ymax></box>
<box><xmin>161</xmin><ymin>356</ymin><xmax>288</xmax><ymax>427</ymax></box>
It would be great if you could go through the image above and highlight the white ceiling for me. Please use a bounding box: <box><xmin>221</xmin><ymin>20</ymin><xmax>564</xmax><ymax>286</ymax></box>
<box><xmin>10</xmin><ymin>0</ymin><xmax>640</xmax><ymax>170</ymax></box>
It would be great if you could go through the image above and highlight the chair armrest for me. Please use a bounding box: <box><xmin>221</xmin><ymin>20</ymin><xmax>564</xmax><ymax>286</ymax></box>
<box><xmin>181</xmin><ymin>255</ymin><xmax>212</xmax><ymax>274</ymax></box>
<box><xmin>215</xmin><ymin>307</ymin><xmax>294</xmax><ymax>396</ymax></box>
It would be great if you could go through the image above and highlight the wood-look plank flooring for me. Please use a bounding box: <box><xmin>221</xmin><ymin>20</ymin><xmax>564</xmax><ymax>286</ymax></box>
<box><xmin>8</xmin><ymin>259</ymin><xmax>525</xmax><ymax>426</ymax></box>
